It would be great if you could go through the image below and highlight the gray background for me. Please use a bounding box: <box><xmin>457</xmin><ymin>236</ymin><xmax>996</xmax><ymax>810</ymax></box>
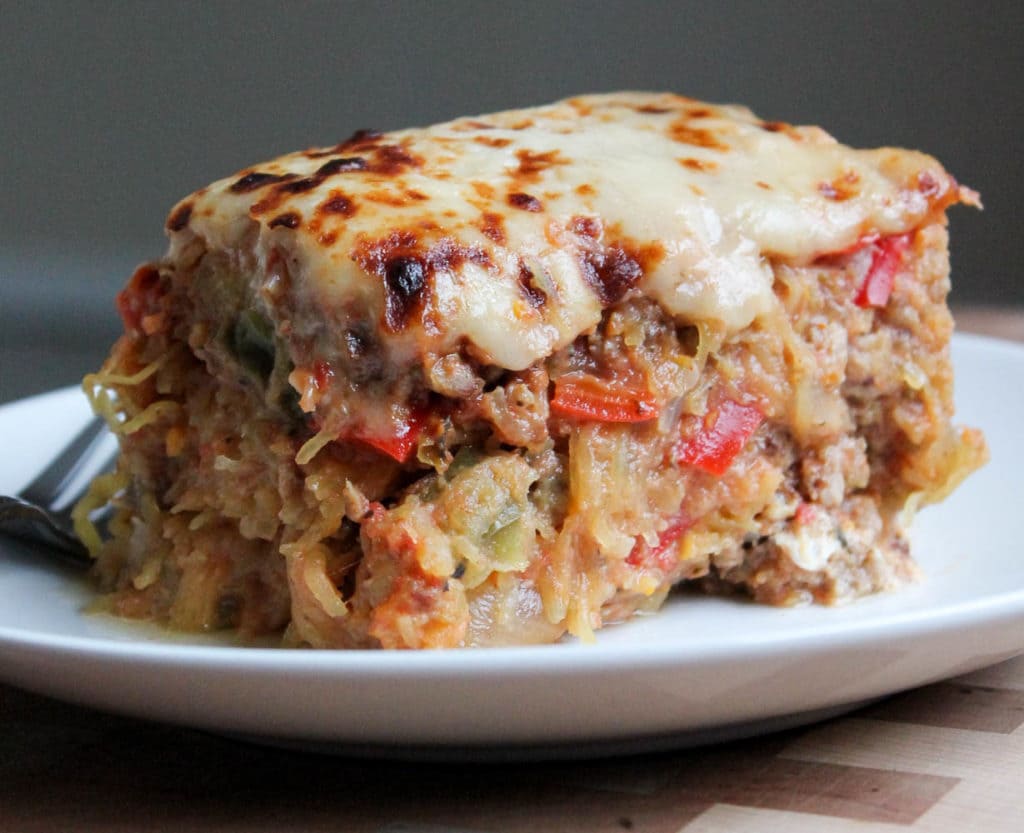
<box><xmin>2</xmin><ymin>0</ymin><xmax>1021</xmax><ymax>404</ymax></box>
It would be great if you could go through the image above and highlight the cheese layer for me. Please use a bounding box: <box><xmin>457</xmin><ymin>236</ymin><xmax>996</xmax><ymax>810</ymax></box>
<box><xmin>167</xmin><ymin>92</ymin><xmax>969</xmax><ymax>370</ymax></box>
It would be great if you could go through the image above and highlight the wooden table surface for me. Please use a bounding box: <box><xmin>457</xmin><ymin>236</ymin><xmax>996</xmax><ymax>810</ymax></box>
<box><xmin>2</xmin><ymin>309</ymin><xmax>1022</xmax><ymax>833</ymax></box>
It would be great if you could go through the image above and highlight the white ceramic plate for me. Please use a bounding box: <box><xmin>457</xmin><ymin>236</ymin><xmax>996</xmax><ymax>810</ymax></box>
<box><xmin>2</xmin><ymin>334</ymin><xmax>1023</xmax><ymax>759</ymax></box>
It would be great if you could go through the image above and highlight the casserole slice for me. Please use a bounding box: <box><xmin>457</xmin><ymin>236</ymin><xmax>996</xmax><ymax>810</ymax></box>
<box><xmin>77</xmin><ymin>92</ymin><xmax>986</xmax><ymax>647</ymax></box>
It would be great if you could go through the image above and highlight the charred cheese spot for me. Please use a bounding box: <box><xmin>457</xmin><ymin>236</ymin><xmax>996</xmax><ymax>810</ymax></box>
<box><xmin>575</xmin><ymin>183</ymin><xmax>596</xmax><ymax>197</ymax></box>
<box><xmin>668</xmin><ymin>120</ymin><xmax>730</xmax><ymax>151</ymax></box>
<box><xmin>305</xmin><ymin>129</ymin><xmax>384</xmax><ymax>159</ymax></box>
<box><xmin>353</xmin><ymin>232</ymin><xmax>491</xmax><ymax>331</ymax></box>
<box><xmin>316</xmin><ymin>156</ymin><xmax>368</xmax><ymax>176</ymax></box>
<box><xmin>268</xmin><ymin>211</ymin><xmax>301</xmax><ymax>229</ymax></box>
<box><xmin>508</xmin><ymin>191</ymin><xmax>543</xmax><ymax>212</ymax></box>
<box><xmin>474</xmin><ymin>136</ymin><xmax>512</xmax><ymax>148</ymax></box>
<box><xmin>348</xmin><ymin>128</ymin><xmax>383</xmax><ymax>142</ymax></box>
<box><xmin>368</xmin><ymin>144</ymin><xmax>422</xmax><ymax>176</ymax></box>
<box><xmin>517</xmin><ymin>262</ymin><xmax>547</xmax><ymax>308</ymax></box>
<box><xmin>426</xmin><ymin>238</ymin><xmax>492</xmax><ymax>272</ymax></box>
<box><xmin>632</xmin><ymin>241</ymin><xmax>666</xmax><ymax>273</ymax></box>
<box><xmin>578</xmin><ymin>244</ymin><xmax>644</xmax><ymax>305</ymax></box>
<box><xmin>756</xmin><ymin>180</ymin><xmax>773</xmax><ymax>190</ymax></box>
<box><xmin>352</xmin><ymin>231</ymin><xmax>418</xmax><ymax>271</ymax></box>
<box><xmin>166</xmin><ymin>202</ymin><xmax>193</xmax><ymax>231</ymax></box>
<box><xmin>277</xmin><ymin>177</ymin><xmax>322</xmax><ymax>195</ymax></box>
<box><xmin>685</xmin><ymin>107</ymin><xmax>714</xmax><ymax>119</ymax></box>
<box><xmin>249</xmin><ymin>197</ymin><xmax>275</xmax><ymax>216</ymax></box>
<box><xmin>569</xmin><ymin>215</ymin><xmax>602</xmax><ymax>239</ymax></box>
<box><xmin>229</xmin><ymin>172</ymin><xmax>299</xmax><ymax>193</ymax></box>
<box><xmin>250</xmin><ymin>157</ymin><xmax>374</xmax><ymax>214</ymax></box>
<box><xmin>359</xmin><ymin>188</ymin><xmax>426</xmax><ymax>207</ymax></box>
<box><xmin>637</xmin><ymin>105</ymin><xmax>671</xmax><ymax>114</ymax></box>
<box><xmin>679</xmin><ymin>157</ymin><xmax>718</xmax><ymax>172</ymax></box>
<box><xmin>818</xmin><ymin>171</ymin><xmax>861</xmax><ymax>201</ymax></box>
<box><xmin>568</xmin><ymin>99</ymin><xmax>593</xmax><ymax>116</ymax></box>
<box><xmin>760</xmin><ymin>120</ymin><xmax>790</xmax><ymax>133</ymax></box>
<box><xmin>384</xmin><ymin>256</ymin><xmax>427</xmax><ymax>328</ymax></box>
<box><xmin>472</xmin><ymin>182</ymin><xmax>496</xmax><ymax>200</ymax></box>
<box><xmin>340</xmin><ymin>128</ymin><xmax>384</xmax><ymax>150</ymax></box>
<box><xmin>479</xmin><ymin>212</ymin><xmax>506</xmax><ymax>244</ymax></box>
<box><xmin>514</xmin><ymin>149</ymin><xmax>567</xmax><ymax>181</ymax></box>
<box><xmin>318</xmin><ymin>192</ymin><xmax>357</xmax><ymax>217</ymax></box>
<box><xmin>351</xmin><ymin>231</ymin><xmax>425</xmax><ymax>332</ymax></box>
<box><xmin>366</xmin><ymin>189</ymin><xmax>414</xmax><ymax>207</ymax></box>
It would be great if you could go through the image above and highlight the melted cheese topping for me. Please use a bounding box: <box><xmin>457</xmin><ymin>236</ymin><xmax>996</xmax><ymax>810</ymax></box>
<box><xmin>167</xmin><ymin>92</ymin><xmax>969</xmax><ymax>371</ymax></box>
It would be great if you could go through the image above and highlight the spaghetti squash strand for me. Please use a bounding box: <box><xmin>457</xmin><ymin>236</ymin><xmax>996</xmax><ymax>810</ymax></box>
<box><xmin>120</xmin><ymin>400</ymin><xmax>182</xmax><ymax>434</ymax></box>
<box><xmin>71</xmin><ymin>469</ymin><xmax>128</xmax><ymax>557</ymax></box>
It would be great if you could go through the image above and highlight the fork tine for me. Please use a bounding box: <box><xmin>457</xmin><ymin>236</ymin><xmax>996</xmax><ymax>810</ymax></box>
<box><xmin>19</xmin><ymin>416</ymin><xmax>111</xmax><ymax>510</ymax></box>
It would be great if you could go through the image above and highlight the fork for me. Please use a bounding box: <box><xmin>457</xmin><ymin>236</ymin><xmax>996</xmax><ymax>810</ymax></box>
<box><xmin>0</xmin><ymin>416</ymin><xmax>116</xmax><ymax>567</ymax></box>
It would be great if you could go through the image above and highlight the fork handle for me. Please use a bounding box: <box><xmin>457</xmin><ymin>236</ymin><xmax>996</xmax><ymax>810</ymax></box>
<box><xmin>0</xmin><ymin>497</ymin><xmax>93</xmax><ymax>568</ymax></box>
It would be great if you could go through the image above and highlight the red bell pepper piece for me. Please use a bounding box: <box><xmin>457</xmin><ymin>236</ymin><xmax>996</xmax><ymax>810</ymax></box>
<box><xmin>307</xmin><ymin>359</ymin><xmax>426</xmax><ymax>464</ymax></box>
<box><xmin>313</xmin><ymin>360</ymin><xmax>334</xmax><ymax>390</ymax></box>
<box><xmin>352</xmin><ymin>407</ymin><xmax>427</xmax><ymax>463</ymax></box>
<box><xmin>794</xmin><ymin>502</ymin><xmax>817</xmax><ymax>525</ymax></box>
<box><xmin>678</xmin><ymin>399</ymin><xmax>763</xmax><ymax>476</ymax></box>
<box><xmin>855</xmin><ymin>233</ymin><xmax>911</xmax><ymax>308</ymax></box>
<box><xmin>627</xmin><ymin>512</ymin><xmax>692</xmax><ymax>572</ymax></box>
<box><xmin>551</xmin><ymin>375</ymin><xmax>659</xmax><ymax>423</ymax></box>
